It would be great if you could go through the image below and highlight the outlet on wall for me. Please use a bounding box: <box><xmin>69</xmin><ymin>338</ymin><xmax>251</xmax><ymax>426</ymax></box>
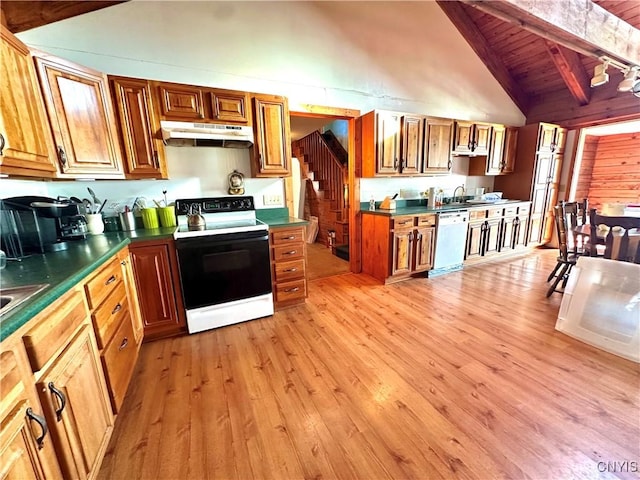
<box><xmin>263</xmin><ymin>194</ymin><xmax>283</xmax><ymax>206</ymax></box>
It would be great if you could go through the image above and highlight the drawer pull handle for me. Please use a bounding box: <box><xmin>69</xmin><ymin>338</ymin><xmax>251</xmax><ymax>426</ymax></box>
<box><xmin>284</xmin><ymin>250</ymin><xmax>297</xmax><ymax>255</ymax></box>
<box><xmin>285</xmin><ymin>287</ymin><xmax>300</xmax><ymax>293</ymax></box>
<box><xmin>105</xmin><ymin>275</ymin><xmax>117</xmax><ymax>285</ymax></box>
<box><xmin>48</xmin><ymin>382</ymin><xmax>66</xmax><ymax>421</ymax></box>
<box><xmin>119</xmin><ymin>337</ymin><xmax>129</xmax><ymax>351</ymax></box>
<box><xmin>121</xmin><ymin>260</ymin><xmax>126</xmax><ymax>266</ymax></box>
<box><xmin>26</xmin><ymin>408</ymin><xmax>48</xmax><ymax>449</ymax></box>
<box><xmin>283</xmin><ymin>267</ymin><xmax>298</xmax><ymax>272</ymax></box>
<box><xmin>112</xmin><ymin>303</ymin><xmax>122</xmax><ymax>315</ymax></box>
<box><xmin>283</xmin><ymin>236</ymin><xmax>296</xmax><ymax>240</ymax></box>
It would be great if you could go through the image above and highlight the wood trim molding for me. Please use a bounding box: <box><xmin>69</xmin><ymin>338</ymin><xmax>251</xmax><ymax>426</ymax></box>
<box><xmin>436</xmin><ymin>0</ymin><xmax>530</xmax><ymax>114</ymax></box>
<box><xmin>544</xmin><ymin>40</ymin><xmax>591</xmax><ymax>106</ymax></box>
<box><xmin>291</xmin><ymin>105</ymin><xmax>360</xmax><ymax>119</ymax></box>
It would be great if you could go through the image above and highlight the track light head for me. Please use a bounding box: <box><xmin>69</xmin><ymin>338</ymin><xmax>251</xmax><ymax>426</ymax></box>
<box><xmin>590</xmin><ymin>61</ymin><xmax>609</xmax><ymax>87</ymax></box>
<box><xmin>617</xmin><ymin>66</ymin><xmax>640</xmax><ymax>94</ymax></box>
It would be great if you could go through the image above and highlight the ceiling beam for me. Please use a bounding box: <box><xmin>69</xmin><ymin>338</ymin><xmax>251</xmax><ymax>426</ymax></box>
<box><xmin>1</xmin><ymin>1</ymin><xmax>127</xmax><ymax>34</ymax></box>
<box><xmin>462</xmin><ymin>0</ymin><xmax>640</xmax><ymax>66</ymax></box>
<box><xmin>436</xmin><ymin>1</ymin><xmax>530</xmax><ymax>114</ymax></box>
<box><xmin>544</xmin><ymin>40</ymin><xmax>591</xmax><ymax>106</ymax></box>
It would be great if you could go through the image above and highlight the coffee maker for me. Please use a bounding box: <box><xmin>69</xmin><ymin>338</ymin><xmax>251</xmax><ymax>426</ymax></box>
<box><xmin>0</xmin><ymin>196</ymin><xmax>88</xmax><ymax>258</ymax></box>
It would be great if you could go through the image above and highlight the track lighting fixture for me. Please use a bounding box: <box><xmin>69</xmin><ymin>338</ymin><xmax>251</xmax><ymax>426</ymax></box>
<box><xmin>590</xmin><ymin>60</ymin><xmax>609</xmax><ymax>87</ymax></box>
<box><xmin>617</xmin><ymin>66</ymin><xmax>640</xmax><ymax>97</ymax></box>
<box><xmin>590</xmin><ymin>56</ymin><xmax>640</xmax><ymax>97</ymax></box>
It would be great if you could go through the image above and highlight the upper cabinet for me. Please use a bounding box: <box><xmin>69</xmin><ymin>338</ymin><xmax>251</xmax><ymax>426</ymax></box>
<box><xmin>423</xmin><ymin>117</ymin><xmax>453</xmax><ymax>174</ymax></box>
<box><xmin>358</xmin><ymin>110</ymin><xmax>453</xmax><ymax>177</ymax></box>
<box><xmin>452</xmin><ymin>121</ymin><xmax>492</xmax><ymax>156</ymax></box>
<box><xmin>109</xmin><ymin>76</ymin><xmax>168</xmax><ymax>179</ymax></box>
<box><xmin>250</xmin><ymin>94</ymin><xmax>291</xmax><ymax>177</ymax></box>
<box><xmin>0</xmin><ymin>26</ymin><xmax>57</xmax><ymax>177</ymax></box>
<box><xmin>154</xmin><ymin>81</ymin><xmax>250</xmax><ymax>124</ymax></box>
<box><xmin>33</xmin><ymin>52</ymin><xmax>125</xmax><ymax>178</ymax></box>
<box><xmin>468</xmin><ymin>124</ymin><xmax>519</xmax><ymax>176</ymax></box>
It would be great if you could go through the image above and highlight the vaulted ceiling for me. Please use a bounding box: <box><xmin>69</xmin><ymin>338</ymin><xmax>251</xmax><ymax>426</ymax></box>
<box><xmin>2</xmin><ymin>0</ymin><xmax>639</xmax><ymax>128</ymax></box>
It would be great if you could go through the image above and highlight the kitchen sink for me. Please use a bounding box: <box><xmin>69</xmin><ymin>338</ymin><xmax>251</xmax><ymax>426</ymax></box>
<box><xmin>0</xmin><ymin>284</ymin><xmax>49</xmax><ymax>317</ymax></box>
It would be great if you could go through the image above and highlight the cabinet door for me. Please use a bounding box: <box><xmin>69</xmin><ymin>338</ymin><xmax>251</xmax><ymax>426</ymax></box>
<box><xmin>483</xmin><ymin>218</ymin><xmax>501</xmax><ymax>255</ymax></box>
<box><xmin>157</xmin><ymin>83</ymin><xmax>205</xmax><ymax>120</ymax></box>
<box><xmin>527</xmin><ymin>213</ymin><xmax>544</xmax><ymax>244</ymax></box>
<box><xmin>376</xmin><ymin>111</ymin><xmax>401</xmax><ymax>174</ymax></box>
<box><xmin>391</xmin><ymin>229</ymin><xmax>412</xmax><ymax>276</ymax></box>
<box><xmin>501</xmin><ymin>127</ymin><xmax>518</xmax><ymax>174</ymax></box>
<box><xmin>452</xmin><ymin>121</ymin><xmax>473</xmax><ymax>154</ymax></box>
<box><xmin>424</xmin><ymin>117</ymin><xmax>452</xmax><ymax>173</ymax></box>
<box><xmin>465</xmin><ymin>222</ymin><xmax>484</xmax><ymax>260</ymax></box>
<box><xmin>514</xmin><ymin>216</ymin><xmax>528</xmax><ymax>248</ymax></box>
<box><xmin>473</xmin><ymin>123</ymin><xmax>492</xmax><ymax>155</ymax></box>
<box><xmin>130</xmin><ymin>242</ymin><xmax>186</xmax><ymax>340</ymax></box>
<box><xmin>251</xmin><ymin>95</ymin><xmax>291</xmax><ymax>176</ymax></box>
<box><xmin>37</xmin><ymin>326</ymin><xmax>113</xmax><ymax>480</ymax></box>
<box><xmin>500</xmin><ymin>217</ymin><xmax>517</xmax><ymax>252</ymax></box>
<box><xmin>1</xmin><ymin>341</ymin><xmax>62</xmax><ymax>480</ymax></box>
<box><xmin>110</xmin><ymin>76</ymin><xmax>167</xmax><ymax>179</ymax></box>
<box><xmin>537</xmin><ymin>123</ymin><xmax>558</xmax><ymax>153</ymax></box>
<box><xmin>212</xmin><ymin>91</ymin><xmax>249</xmax><ymax>123</ymax></box>
<box><xmin>34</xmin><ymin>54</ymin><xmax>124</xmax><ymax>177</ymax></box>
<box><xmin>400</xmin><ymin>115</ymin><xmax>423</xmax><ymax>174</ymax></box>
<box><xmin>118</xmin><ymin>249</ymin><xmax>144</xmax><ymax>346</ymax></box>
<box><xmin>414</xmin><ymin>226</ymin><xmax>435</xmax><ymax>272</ymax></box>
<box><xmin>0</xmin><ymin>26</ymin><xmax>57</xmax><ymax>177</ymax></box>
<box><xmin>486</xmin><ymin>125</ymin><xmax>505</xmax><ymax>174</ymax></box>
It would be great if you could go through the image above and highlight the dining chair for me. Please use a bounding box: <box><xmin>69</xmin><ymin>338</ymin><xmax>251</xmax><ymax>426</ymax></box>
<box><xmin>547</xmin><ymin>204</ymin><xmax>578</xmax><ymax>297</ymax></box>
<box><xmin>561</xmin><ymin>199</ymin><xmax>588</xmax><ymax>254</ymax></box>
<box><xmin>589</xmin><ymin>208</ymin><xmax>640</xmax><ymax>263</ymax></box>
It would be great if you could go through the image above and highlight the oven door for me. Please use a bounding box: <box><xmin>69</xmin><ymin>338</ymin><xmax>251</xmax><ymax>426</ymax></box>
<box><xmin>175</xmin><ymin>230</ymin><xmax>272</xmax><ymax>311</ymax></box>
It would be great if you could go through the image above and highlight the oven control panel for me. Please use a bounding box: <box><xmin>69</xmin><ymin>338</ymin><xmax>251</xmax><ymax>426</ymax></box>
<box><xmin>175</xmin><ymin>196</ymin><xmax>255</xmax><ymax>215</ymax></box>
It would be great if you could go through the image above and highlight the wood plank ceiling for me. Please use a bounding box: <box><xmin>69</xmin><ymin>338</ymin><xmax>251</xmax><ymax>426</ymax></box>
<box><xmin>438</xmin><ymin>0</ymin><xmax>640</xmax><ymax>127</ymax></box>
<box><xmin>2</xmin><ymin>0</ymin><xmax>638</xmax><ymax>128</ymax></box>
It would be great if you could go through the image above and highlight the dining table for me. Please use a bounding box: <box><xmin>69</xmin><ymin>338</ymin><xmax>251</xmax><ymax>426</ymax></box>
<box><xmin>572</xmin><ymin>223</ymin><xmax>640</xmax><ymax>261</ymax></box>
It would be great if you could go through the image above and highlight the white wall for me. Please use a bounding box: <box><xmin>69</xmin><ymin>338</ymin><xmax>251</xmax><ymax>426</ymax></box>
<box><xmin>12</xmin><ymin>1</ymin><xmax>525</xmax><ymax>210</ymax></box>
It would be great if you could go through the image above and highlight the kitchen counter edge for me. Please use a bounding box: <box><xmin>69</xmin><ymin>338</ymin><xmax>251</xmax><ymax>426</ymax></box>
<box><xmin>360</xmin><ymin>200</ymin><xmax>530</xmax><ymax>217</ymax></box>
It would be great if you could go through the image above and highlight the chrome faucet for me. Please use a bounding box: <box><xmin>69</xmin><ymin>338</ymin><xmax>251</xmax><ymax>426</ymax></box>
<box><xmin>453</xmin><ymin>185</ymin><xmax>465</xmax><ymax>203</ymax></box>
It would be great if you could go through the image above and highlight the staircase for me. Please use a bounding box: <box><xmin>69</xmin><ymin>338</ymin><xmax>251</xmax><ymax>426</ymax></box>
<box><xmin>292</xmin><ymin>130</ymin><xmax>349</xmax><ymax>253</ymax></box>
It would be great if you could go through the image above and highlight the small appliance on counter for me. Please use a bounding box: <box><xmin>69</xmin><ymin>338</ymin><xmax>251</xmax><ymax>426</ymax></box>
<box><xmin>0</xmin><ymin>196</ymin><xmax>87</xmax><ymax>258</ymax></box>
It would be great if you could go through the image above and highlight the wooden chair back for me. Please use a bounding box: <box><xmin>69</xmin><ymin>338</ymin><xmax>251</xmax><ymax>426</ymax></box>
<box><xmin>554</xmin><ymin>204</ymin><xmax>570</xmax><ymax>260</ymax></box>
<box><xmin>589</xmin><ymin>208</ymin><xmax>640</xmax><ymax>263</ymax></box>
<box><xmin>561</xmin><ymin>199</ymin><xmax>588</xmax><ymax>253</ymax></box>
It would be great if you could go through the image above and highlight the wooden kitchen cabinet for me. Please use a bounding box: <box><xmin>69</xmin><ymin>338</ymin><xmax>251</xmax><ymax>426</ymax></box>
<box><xmin>400</xmin><ymin>114</ymin><xmax>423</xmax><ymax>174</ymax></box>
<box><xmin>83</xmin><ymin>251</ymin><xmax>142</xmax><ymax>413</ymax></box>
<box><xmin>468</xmin><ymin>125</ymin><xmax>518</xmax><ymax>176</ymax></box>
<box><xmin>210</xmin><ymin>89</ymin><xmax>250</xmax><ymax>123</ymax></box>
<box><xmin>109</xmin><ymin>76</ymin><xmax>168</xmax><ymax>179</ymax></box>
<box><xmin>452</xmin><ymin>121</ymin><xmax>491</xmax><ymax>156</ymax></box>
<box><xmin>500</xmin><ymin>203</ymin><xmax>530</xmax><ymax>253</ymax></box>
<box><xmin>33</xmin><ymin>52</ymin><xmax>124</xmax><ymax>178</ymax></box>
<box><xmin>501</xmin><ymin>127</ymin><xmax>518</xmax><ymax>174</ymax></box>
<box><xmin>494</xmin><ymin>123</ymin><xmax>565</xmax><ymax>246</ymax></box>
<box><xmin>251</xmin><ymin>94</ymin><xmax>291</xmax><ymax>177</ymax></box>
<box><xmin>0</xmin><ymin>25</ymin><xmax>57</xmax><ymax>178</ymax></box>
<box><xmin>22</xmin><ymin>285</ymin><xmax>113</xmax><ymax>480</ymax></box>
<box><xmin>270</xmin><ymin>225</ymin><xmax>308</xmax><ymax>308</ymax></box>
<box><xmin>156</xmin><ymin>82</ymin><xmax>205</xmax><ymax>120</ymax></box>
<box><xmin>372</xmin><ymin>111</ymin><xmax>401</xmax><ymax>175</ymax></box>
<box><xmin>362</xmin><ymin>213</ymin><xmax>435</xmax><ymax>283</ymax></box>
<box><xmin>0</xmin><ymin>336</ymin><xmax>62</xmax><ymax>480</ymax></box>
<box><xmin>129</xmin><ymin>239</ymin><xmax>187</xmax><ymax>341</ymax></box>
<box><xmin>423</xmin><ymin>117</ymin><xmax>453</xmax><ymax>174</ymax></box>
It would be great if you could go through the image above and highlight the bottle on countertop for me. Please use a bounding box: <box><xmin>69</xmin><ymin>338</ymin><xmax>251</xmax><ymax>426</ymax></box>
<box><xmin>369</xmin><ymin>196</ymin><xmax>376</xmax><ymax>211</ymax></box>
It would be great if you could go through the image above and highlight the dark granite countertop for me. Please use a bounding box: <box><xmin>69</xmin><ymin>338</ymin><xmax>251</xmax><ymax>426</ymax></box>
<box><xmin>361</xmin><ymin>199</ymin><xmax>530</xmax><ymax>217</ymax></box>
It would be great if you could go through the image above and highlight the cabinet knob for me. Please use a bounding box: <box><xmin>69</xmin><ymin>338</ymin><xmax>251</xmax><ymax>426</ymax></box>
<box><xmin>284</xmin><ymin>287</ymin><xmax>300</xmax><ymax>293</ymax></box>
<box><xmin>26</xmin><ymin>408</ymin><xmax>48</xmax><ymax>450</ymax></box>
<box><xmin>0</xmin><ymin>132</ymin><xmax>5</xmax><ymax>156</ymax></box>
<box><xmin>447</xmin><ymin>160</ymin><xmax>452</xmax><ymax>170</ymax></box>
<box><xmin>121</xmin><ymin>260</ymin><xmax>127</xmax><ymax>266</ymax></box>
<box><xmin>119</xmin><ymin>337</ymin><xmax>129</xmax><ymax>351</ymax></box>
<box><xmin>284</xmin><ymin>250</ymin><xmax>297</xmax><ymax>255</ymax></box>
<box><xmin>48</xmin><ymin>382</ymin><xmax>66</xmax><ymax>421</ymax></box>
<box><xmin>283</xmin><ymin>267</ymin><xmax>298</xmax><ymax>272</ymax></box>
<box><xmin>394</xmin><ymin>158</ymin><xmax>399</xmax><ymax>170</ymax></box>
<box><xmin>105</xmin><ymin>275</ymin><xmax>117</xmax><ymax>285</ymax></box>
<box><xmin>111</xmin><ymin>303</ymin><xmax>122</xmax><ymax>315</ymax></box>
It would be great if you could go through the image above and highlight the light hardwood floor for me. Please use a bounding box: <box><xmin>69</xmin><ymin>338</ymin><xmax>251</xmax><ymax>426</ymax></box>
<box><xmin>306</xmin><ymin>241</ymin><xmax>350</xmax><ymax>281</ymax></box>
<box><xmin>98</xmin><ymin>249</ymin><xmax>640</xmax><ymax>480</ymax></box>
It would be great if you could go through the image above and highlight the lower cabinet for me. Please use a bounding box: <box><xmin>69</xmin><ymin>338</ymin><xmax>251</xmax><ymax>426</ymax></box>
<box><xmin>269</xmin><ymin>226</ymin><xmax>308</xmax><ymax>308</ymax></box>
<box><xmin>362</xmin><ymin>213</ymin><xmax>436</xmax><ymax>283</ymax></box>
<box><xmin>129</xmin><ymin>239</ymin><xmax>187</xmax><ymax>340</ymax></box>
<box><xmin>0</xmin><ymin>336</ymin><xmax>62</xmax><ymax>480</ymax></box>
<box><xmin>465</xmin><ymin>202</ymin><xmax>531</xmax><ymax>264</ymax></box>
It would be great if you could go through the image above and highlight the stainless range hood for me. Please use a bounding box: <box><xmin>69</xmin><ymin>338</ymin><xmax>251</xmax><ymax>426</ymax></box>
<box><xmin>160</xmin><ymin>121</ymin><xmax>254</xmax><ymax>148</ymax></box>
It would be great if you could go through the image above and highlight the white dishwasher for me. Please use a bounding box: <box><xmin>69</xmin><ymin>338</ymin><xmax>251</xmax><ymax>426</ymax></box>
<box><xmin>432</xmin><ymin>210</ymin><xmax>469</xmax><ymax>274</ymax></box>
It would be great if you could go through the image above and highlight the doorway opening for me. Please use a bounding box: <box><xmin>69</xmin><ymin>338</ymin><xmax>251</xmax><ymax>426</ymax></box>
<box><xmin>288</xmin><ymin>105</ymin><xmax>360</xmax><ymax>280</ymax></box>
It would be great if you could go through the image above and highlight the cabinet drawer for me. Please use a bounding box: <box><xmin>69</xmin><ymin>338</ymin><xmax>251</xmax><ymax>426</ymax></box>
<box><xmin>101</xmin><ymin>313</ymin><xmax>137</xmax><ymax>413</ymax></box>
<box><xmin>271</xmin><ymin>227</ymin><xmax>305</xmax><ymax>245</ymax></box>
<box><xmin>275</xmin><ymin>279</ymin><xmax>307</xmax><ymax>303</ymax></box>
<box><xmin>273</xmin><ymin>243</ymin><xmax>304</xmax><ymax>262</ymax></box>
<box><xmin>274</xmin><ymin>259</ymin><xmax>306</xmax><ymax>283</ymax></box>
<box><xmin>469</xmin><ymin>209</ymin><xmax>487</xmax><ymax>221</ymax></box>
<box><xmin>416</xmin><ymin>214</ymin><xmax>436</xmax><ymax>227</ymax></box>
<box><xmin>392</xmin><ymin>216</ymin><xmax>415</xmax><ymax>229</ymax></box>
<box><xmin>92</xmin><ymin>281</ymin><xmax>129</xmax><ymax>349</ymax></box>
<box><xmin>85</xmin><ymin>258</ymin><xmax>122</xmax><ymax>310</ymax></box>
<box><xmin>23</xmin><ymin>288</ymin><xmax>88</xmax><ymax>372</ymax></box>
<box><xmin>503</xmin><ymin>206</ymin><xmax>518</xmax><ymax>217</ymax></box>
<box><xmin>518</xmin><ymin>204</ymin><xmax>531</xmax><ymax>215</ymax></box>
<box><xmin>487</xmin><ymin>207</ymin><xmax>503</xmax><ymax>218</ymax></box>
